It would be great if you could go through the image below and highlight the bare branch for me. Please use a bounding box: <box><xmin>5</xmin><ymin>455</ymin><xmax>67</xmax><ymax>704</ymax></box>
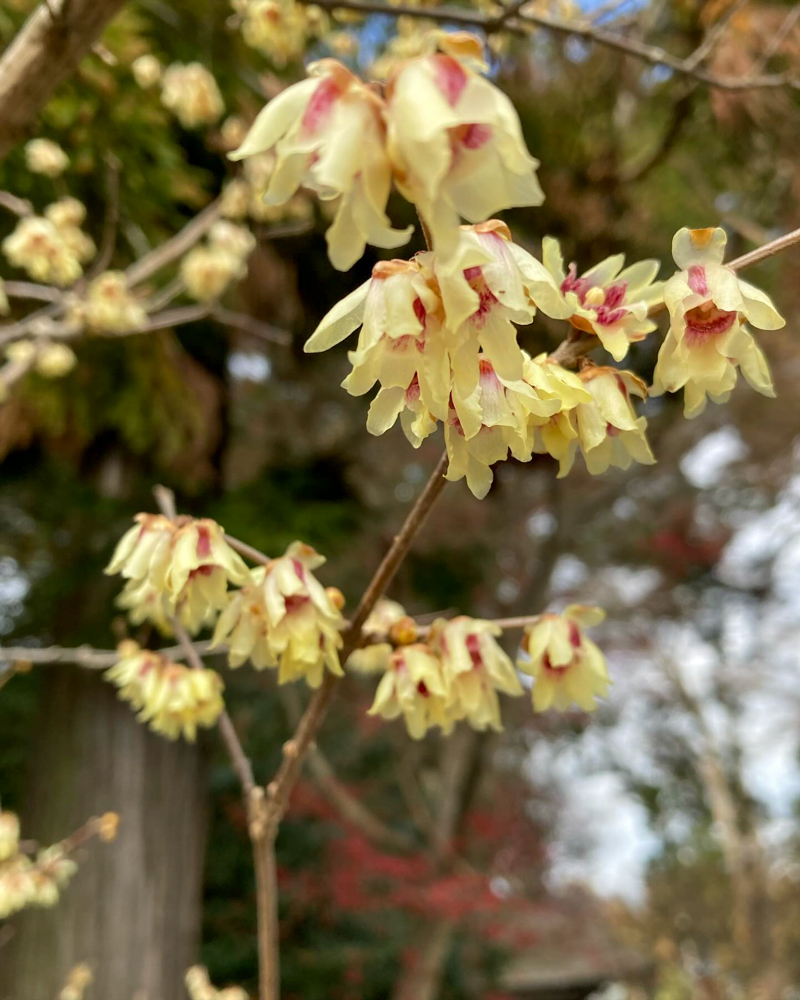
<box><xmin>224</xmin><ymin>533</ymin><xmax>272</xmax><ymax>567</ymax></box>
<box><xmin>0</xmin><ymin>641</ymin><xmax>214</xmax><ymax>670</ymax></box>
<box><xmin>126</xmin><ymin>199</ymin><xmax>223</xmax><ymax>287</ymax></box>
<box><xmin>0</xmin><ymin>0</ymin><xmax>127</xmax><ymax>161</ymax></box>
<box><xmin>683</xmin><ymin>0</ymin><xmax>749</xmax><ymax>72</ymax></box>
<box><xmin>0</xmin><ymin>191</ymin><xmax>33</xmax><ymax>217</ymax></box>
<box><xmin>750</xmin><ymin>3</ymin><xmax>800</xmax><ymax>76</ymax></box>
<box><xmin>212</xmin><ymin>306</ymin><xmax>292</xmax><ymax>346</ymax></box>
<box><xmin>298</xmin><ymin>0</ymin><xmax>799</xmax><ymax>91</ymax></box>
<box><xmin>2</xmin><ymin>281</ymin><xmax>62</xmax><ymax>302</ymax></box>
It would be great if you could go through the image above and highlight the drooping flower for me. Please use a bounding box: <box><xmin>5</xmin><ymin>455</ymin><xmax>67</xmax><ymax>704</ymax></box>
<box><xmin>2</xmin><ymin>216</ymin><xmax>81</xmax><ymax>286</ymax></box>
<box><xmin>82</xmin><ymin>271</ymin><xmax>147</xmax><ymax>333</ymax></box>
<box><xmin>385</xmin><ymin>32</ymin><xmax>543</xmax><ymax>264</ymax></box>
<box><xmin>212</xmin><ymin>542</ymin><xmax>345</xmax><ymax>686</ymax></box>
<box><xmin>518</xmin><ymin>605</ymin><xmax>610</xmax><ymax>712</ymax></box>
<box><xmin>429</xmin><ymin>616</ymin><xmax>523</xmax><ymax>731</ymax></box>
<box><xmin>558</xmin><ymin>364</ymin><xmax>655</xmax><ymax>478</ymax></box>
<box><xmin>106</xmin><ymin>642</ymin><xmax>225</xmax><ymax>740</ymax></box>
<box><xmin>651</xmin><ymin>227</ymin><xmax>785</xmax><ymax>418</ymax></box>
<box><xmin>524</xmin><ymin>353</ymin><xmax>592</xmax><ymax>469</ymax></box>
<box><xmin>346</xmin><ymin>598</ymin><xmax>408</xmax><ymax>674</ymax></box>
<box><xmin>368</xmin><ymin>642</ymin><xmax>453</xmax><ymax>739</ymax></box>
<box><xmin>542</xmin><ymin>237</ymin><xmax>663</xmax><ymax>361</ymax></box>
<box><xmin>25</xmin><ymin>138</ymin><xmax>69</xmax><ymax>177</ymax></box>
<box><xmin>106</xmin><ymin>515</ymin><xmax>250</xmax><ymax>631</ymax></box>
<box><xmin>231</xmin><ymin>60</ymin><xmax>412</xmax><ymax>270</ymax></box>
<box><xmin>161</xmin><ymin>62</ymin><xmax>224</xmax><ymax>128</ymax></box>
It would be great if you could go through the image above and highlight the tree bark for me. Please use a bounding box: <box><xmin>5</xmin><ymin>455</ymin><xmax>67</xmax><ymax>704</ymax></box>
<box><xmin>0</xmin><ymin>0</ymin><xmax>126</xmax><ymax>161</ymax></box>
<box><xmin>0</xmin><ymin>666</ymin><xmax>207</xmax><ymax>1000</ymax></box>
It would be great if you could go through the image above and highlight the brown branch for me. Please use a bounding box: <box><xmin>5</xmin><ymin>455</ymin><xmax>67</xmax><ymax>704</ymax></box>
<box><xmin>750</xmin><ymin>3</ymin><xmax>800</xmax><ymax>76</ymax></box>
<box><xmin>126</xmin><ymin>199</ymin><xmax>222</xmax><ymax>286</ymax></box>
<box><xmin>683</xmin><ymin>0</ymin><xmax>749</xmax><ymax>71</ymax></box>
<box><xmin>0</xmin><ymin>191</ymin><xmax>33</xmax><ymax>216</ymax></box>
<box><xmin>0</xmin><ymin>0</ymin><xmax>127</xmax><ymax>161</ymax></box>
<box><xmin>297</xmin><ymin>0</ymin><xmax>799</xmax><ymax>91</ymax></box>
<box><xmin>262</xmin><ymin>449</ymin><xmax>450</xmax><ymax>836</ymax></box>
<box><xmin>212</xmin><ymin>306</ymin><xmax>292</xmax><ymax>346</ymax></box>
<box><xmin>2</xmin><ymin>281</ymin><xmax>62</xmax><ymax>302</ymax></box>
<box><xmin>224</xmin><ymin>533</ymin><xmax>272</xmax><ymax>567</ymax></box>
<box><xmin>0</xmin><ymin>640</ymin><xmax>215</xmax><ymax>669</ymax></box>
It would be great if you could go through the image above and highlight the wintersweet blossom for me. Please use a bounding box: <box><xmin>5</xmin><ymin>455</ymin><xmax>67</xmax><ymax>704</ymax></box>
<box><xmin>181</xmin><ymin>223</ymin><xmax>255</xmax><ymax>302</ymax></box>
<box><xmin>385</xmin><ymin>32</ymin><xmax>544</xmax><ymax>264</ymax></box>
<box><xmin>230</xmin><ymin>60</ymin><xmax>412</xmax><ymax>270</ymax></box>
<box><xmin>542</xmin><ymin>237</ymin><xmax>663</xmax><ymax>361</ymax></box>
<box><xmin>558</xmin><ymin>364</ymin><xmax>655</xmax><ymax>478</ymax></box>
<box><xmin>518</xmin><ymin>605</ymin><xmax>610</xmax><ymax>712</ymax></box>
<box><xmin>44</xmin><ymin>199</ymin><xmax>96</xmax><ymax>263</ymax></box>
<box><xmin>161</xmin><ymin>62</ymin><xmax>224</xmax><ymax>128</ymax></box>
<box><xmin>236</xmin><ymin>0</ymin><xmax>326</xmax><ymax>67</ymax></box>
<box><xmin>652</xmin><ymin>227</ymin><xmax>785</xmax><ymax>417</ymax></box>
<box><xmin>212</xmin><ymin>542</ymin><xmax>345</xmax><ymax>686</ymax></box>
<box><xmin>35</xmin><ymin>342</ymin><xmax>77</xmax><ymax>379</ymax></box>
<box><xmin>429</xmin><ymin>616</ymin><xmax>523</xmax><ymax>731</ymax></box>
<box><xmin>346</xmin><ymin>598</ymin><xmax>408</xmax><ymax>674</ymax></box>
<box><xmin>25</xmin><ymin>138</ymin><xmax>69</xmax><ymax>177</ymax></box>
<box><xmin>368</xmin><ymin>642</ymin><xmax>453</xmax><ymax>739</ymax></box>
<box><xmin>0</xmin><ymin>810</ymin><xmax>20</xmax><ymax>862</ymax></box>
<box><xmin>132</xmin><ymin>54</ymin><xmax>162</xmax><ymax>88</ymax></box>
<box><xmin>106</xmin><ymin>642</ymin><xmax>225</xmax><ymax>740</ymax></box>
<box><xmin>82</xmin><ymin>271</ymin><xmax>147</xmax><ymax>333</ymax></box>
<box><xmin>105</xmin><ymin>515</ymin><xmax>250</xmax><ymax>630</ymax></box>
<box><xmin>0</xmin><ymin>844</ymin><xmax>78</xmax><ymax>919</ymax></box>
<box><xmin>2</xmin><ymin>216</ymin><xmax>81</xmax><ymax>286</ymax></box>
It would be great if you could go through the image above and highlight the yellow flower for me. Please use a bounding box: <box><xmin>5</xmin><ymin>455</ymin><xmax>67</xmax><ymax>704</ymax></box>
<box><xmin>105</xmin><ymin>643</ymin><xmax>224</xmax><ymax>740</ymax></box>
<box><xmin>34</xmin><ymin>342</ymin><xmax>77</xmax><ymax>379</ymax></box>
<box><xmin>652</xmin><ymin>227</ymin><xmax>785</xmax><ymax>418</ymax></box>
<box><xmin>2</xmin><ymin>216</ymin><xmax>82</xmax><ymax>286</ymax></box>
<box><xmin>306</xmin><ymin>257</ymin><xmax>451</xmax><ymax>434</ymax></box>
<box><xmin>231</xmin><ymin>60</ymin><xmax>412</xmax><ymax>270</ymax></box>
<box><xmin>0</xmin><ymin>810</ymin><xmax>20</xmax><ymax>862</ymax></box>
<box><xmin>59</xmin><ymin>964</ymin><xmax>93</xmax><ymax>1000</ymax></box>
<box><xmin>542</xmin><ymin>237</ymin><xmax>663</xmax><ymax>361</ymax></box>
<box><xmin>212</xmin><ymin>542</ymin><xmax>345</xmax><ymax>687</ymax></box>
<box><xmin>429</xmin><ymin>616</ymin><xmax>523</xmax><ymax>731</ymax></box>
<box><xmin>0</xmin><ymin>856</ymin><xmax>36</xmax><ymax>918</ymax></box>
<box><xmin>186</xmin><ymin>965</ymin><xmax>248</xmax><ymax>1000</ymax></box>
<box><xmin>106</xmin><ymin>515</ymin><xmax>250</xmax><ymax>632</ymax></box>
<box><xmin>368</xmin><ymin>643</ymin><xmax>453</xmax><ymax>739</ymax></box>
<box><xmin>557</xmin><ymin>364</ymin><xmax>655</xmax><ymax>478</ymax></box>
<box><xmin>161</xmin><ymin>62</ymin><xmax>224</xmax><ymax>128</ymax></box>
<box><xmin>25</xmin><ymin>138</ymin><xmax>69</xmax><ymax>177</ymax></box>
<box><xmin>83</xmin><ymin>271</ymin><xmax>147</xmax><ymax>333</ymax></box>
<box><xmin>346</xmin><ymin>599</ymin><xmax>407</xmax><ymax>674</ymax></box>
<box><xmin>518</xmin><ymin>605</ymin><xmax>610</xmax><ymax>712</ymax></box>
<box><xmin>385</xmin><ymin>32</ymin><xmax>543</xmax><ymax>265</ymax></box>
<box><xmin>238</xmin><ymin>0</ymin><xmax>324</xmax><ymax>67</ymax></box>
<box><xmin>132</xmin><ymin>54</ymin><xmax>162</xmax><ymax>88</ymax></box>
<box><xmin>44</xmin><ymin>199</ymin><xmax>96</xmax><ymax>264</ymax></box>
<box><xmin>181</xmin><ymin>245</ymin><xmax>245</xmax><ymax>301</ymax></box>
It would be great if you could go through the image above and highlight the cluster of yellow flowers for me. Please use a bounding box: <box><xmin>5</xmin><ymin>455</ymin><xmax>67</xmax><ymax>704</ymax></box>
<box><xmin>161</xmin><ymin>62</ymin><xmax>225</xmax><ymax>129</ymax></box>
<box><xmin>0</xmin><ymin>807</ymin><xmax>78</xmax><ymax>919</ymax></box>
<box><xmin>4</xmin><ymin>338</ymin><xmax>77</xmax><ymax>381</ymax></box>
<box><xmin>232</xmin><ymin>0</ymin><xmax>329</xmax><ymax>68</ymax></box>
<box><xmin>211</xmin><ymin>541</ymin><xmax>346</xmax><ymax>687</ymax></box>
<box><xmin>1</xmin><ymin>197</ymin><xmax>96</xmax><ymax>288</ymax></box>
<box><xmin>106</xmin><ymin>641</ymin><xmax>225</xmax><ymax>741</ymax></box>
<box><xmin>230</xmin><ymin>31</ymin><xmax>785</xmax><ymax>497</ymax></box>
<box><xmin>68</xmin><ymin>271</ymin><xmax>148</xmax><ymax>334</ymax></box>
<box><xmin>357</xmin><ymin>602</ymin><xmax>609</xmax><ymax>737</ymax></box>
<box><xmin>180</xmin><ymin>221</ymin><xmax>256</xmax><ymax>302</ymax></box>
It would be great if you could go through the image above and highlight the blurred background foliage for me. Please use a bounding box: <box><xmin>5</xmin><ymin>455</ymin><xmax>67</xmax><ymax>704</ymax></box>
<box><xmin>1</xmin><ymin>0</ymin><xmax>799</xmax><ymax>997</ymax></box>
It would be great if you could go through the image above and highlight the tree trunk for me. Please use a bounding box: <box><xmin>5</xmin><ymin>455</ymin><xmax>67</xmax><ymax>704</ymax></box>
<box><xmin>0</xmin><ymin>666</ymin><xmax>207</xmax><ymax>1000</ymax></box>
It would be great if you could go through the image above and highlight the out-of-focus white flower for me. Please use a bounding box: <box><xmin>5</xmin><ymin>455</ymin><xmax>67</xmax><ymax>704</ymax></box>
<box><xmin>83</xmin><ymin>271</ymin><xmax>147</xmax><ymax>333</ymax></box>
<box><xmin>25</xmin><ymin>138</ymin><xmax>69</xmax><ymax>177</ymax></box>
<box><xmin>132</xmin><ymin>54</ymin><xmax>162</xmax><ymax>88</ymax></box>
<box><xmin>2</xmin><ymin>216</ymin><xmax>81</xmax><ymax>286</ymax></box>
<box><xmin>35</xmin><ymin>342</ymin><xmax>77</xmax><ymax>379</ymax></box>
<box><xmin>44</xmin><ymin>198</ymin><xmax>96</xmax><ymax>264</ymax></box>
<box><xmin>161</xmin><ymin>62</ymin><xmax>224</xmax><ymax>128</ymax></box>
<box><xmin>231</xmin><ymin>59</ymin><xmax>412</xmax><ymax>270</ymax></box>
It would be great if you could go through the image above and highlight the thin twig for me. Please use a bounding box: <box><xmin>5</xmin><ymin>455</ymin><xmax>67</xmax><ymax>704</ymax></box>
<box><xmin>750</xmin><ymin>4</ymin><xmax>800</xmax><ymax>76</ymax></box>
<box><xmin>2</xmin><ymin>281</ymin><xmax>62</xmax><ymax>302</ymax></box>
<box><xmin>213</xmin><ymin>306</ymin><xmax>292</xmax><ymax>346</ymax></box>
<box><xmin>296</xmin><ymin>0</ymin><xmax>799</xmax><ymax>91</ymax></box>
<box><xmin>683</xmin><ymin>0</ymin><xmax>749</xmax><ymax>71</ymax></box>
<box><xmin>0</xmin><ymin>640</ymin><xmax>215</xmax><ymax>669</ymax></box>
<box><xmin>126</xmin><ymin>199</ymin><xmax>222</xmax><ymax>286</ymax></box>
<box><xmin>263</xmin><ymin>450</ymin><xmax>450</xmax><ymax>835</ymax></box>
<box><xmin>0</xmin><ymin>191</ymin><xmax>33</xmax><ymax>216</ymax></box>
<box><xmin>224</xmin><ymin>533</ymin><xmax>272</xmax><ymax>567</ymax></box>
